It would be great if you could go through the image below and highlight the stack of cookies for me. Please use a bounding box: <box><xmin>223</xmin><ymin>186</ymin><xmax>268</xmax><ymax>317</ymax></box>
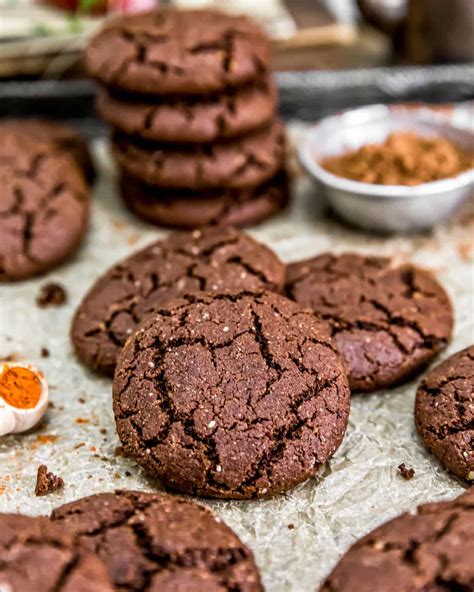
<box><xmin>86</xmin><ymin>8</ymin><xmax>288</xmax><ymax>228</ymax></box>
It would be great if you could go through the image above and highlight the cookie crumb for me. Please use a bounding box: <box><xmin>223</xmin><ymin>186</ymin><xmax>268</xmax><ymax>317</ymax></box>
<box><xmin>35</xmin><ymin>465</ymin><xmax>64</xmax><ymax>496</ymax></box>
<box><xmin>398</xmin><ymin>463</ymin><xmax>415</xmax><ymax>480</ymax></box>
<box><xmin>1</xmin><ymin>353</ymin><xmax>21</xmax><ymax>362</ymax></box>
<box><xmin>36</xmin><ymin>283</ymin><xmax>67</xmax><ymax>307</ymax></box>
<box><xmin>115</xmin><ymin>446</ymin><xmax>125</xmax><ymax>457</ymax></box>
<box><xmin>40</xmin><ymin>347</ymin><xmax>50</xmax><ymax>358</ymax></box>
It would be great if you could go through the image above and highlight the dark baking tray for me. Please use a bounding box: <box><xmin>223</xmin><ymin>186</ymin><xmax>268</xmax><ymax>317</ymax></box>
<box><xmin>0</xmin><ymin>64</ymin><xmax>473</xmax><ymax>137</ymax></box>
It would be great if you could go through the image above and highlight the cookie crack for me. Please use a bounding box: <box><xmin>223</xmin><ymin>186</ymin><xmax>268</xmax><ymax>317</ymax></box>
<box><xmin>250</xmin><ymin>308</ymin><xmax>285</xmax><ymax>375</ymax></box>
<box><xmin>425</xmin><ymin>418</ymin><xmax>474</xmax><ymax>440</ymax></box>
<box><xmin>52</xmin><ymin>497</ymin><xmax>156</xmax><ymax>541</ymax></box>
<box><xmin>422</xmin><ymin>372</ymin><xmax>473</xmax><ymax>395</ymax></box>
<box><xmin>227</xmin><ymin>255</ymin><xmax>275</xmax><ymax>289</ymax></box>
<box><xmin>1</xmin><ymin>162</ymin><xmax>87</xmax><ymax>272</ymax></box>
<box><xmin>128</xmin><ymin>518</ymin><xmax>252</xmax><ymax>592</ymax></box>
<box><xmin>236</xmin><ymin>375</ymin><xmax>341</xmax><ymax>492</ymax></box>
<box><xmin>51</xmin><ymin>552</ymin><xmax>81</xmax><ymax>592</ymax></box>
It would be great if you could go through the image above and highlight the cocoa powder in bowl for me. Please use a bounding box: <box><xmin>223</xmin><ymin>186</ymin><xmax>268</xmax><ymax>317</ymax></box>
<box><xmin>321</xmin><ymin>131</ymin><xmax>474</xmax><ymax>186</ymax></box>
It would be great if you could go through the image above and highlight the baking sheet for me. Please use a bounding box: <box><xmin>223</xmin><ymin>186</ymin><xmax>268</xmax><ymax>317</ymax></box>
<box><xmin>2</xmin><ymin>65</ymin><xmax>474</xmax><ymax>123</ymax></box>
<box><xmin>0</xmin><ymin>124</ymin><xmax>472</xmax><ymax>592</ymax></box>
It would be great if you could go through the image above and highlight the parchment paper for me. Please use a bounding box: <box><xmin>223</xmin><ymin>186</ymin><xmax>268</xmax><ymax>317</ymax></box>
<box><xmin>0</xmin><ymin>124</ymin><xmax>472</xmax><ymax>592</ymax></box>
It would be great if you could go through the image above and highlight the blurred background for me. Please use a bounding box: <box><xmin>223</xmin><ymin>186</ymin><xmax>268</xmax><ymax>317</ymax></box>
<box><xmin>1</xmin><ymin>0</ymin><xmax>473</xmax><ymax>79</ymax></box>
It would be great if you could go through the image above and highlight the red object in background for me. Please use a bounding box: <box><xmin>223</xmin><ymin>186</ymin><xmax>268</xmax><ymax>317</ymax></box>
<box><xmin>39</xmin><ymin>0</ymin><xmax>157</xmax><ymax>15</ymax></box>
<box><xmin>39</xmin><ymin>0</ymin><xmax>107</xmax><ymax>14</ymax></box>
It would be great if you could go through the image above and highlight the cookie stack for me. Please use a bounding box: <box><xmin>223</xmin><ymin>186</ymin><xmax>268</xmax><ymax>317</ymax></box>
<box><xmin>86</xmin><ymin>8</ymin><xmax>288</xmax><ymax>228</ymax></box>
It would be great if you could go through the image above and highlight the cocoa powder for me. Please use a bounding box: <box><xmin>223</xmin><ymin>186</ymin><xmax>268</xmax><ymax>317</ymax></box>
<box><xmin>321</xmin><ymin>132</ymin><xmax>473</xmax><ymax>186</ymax></box>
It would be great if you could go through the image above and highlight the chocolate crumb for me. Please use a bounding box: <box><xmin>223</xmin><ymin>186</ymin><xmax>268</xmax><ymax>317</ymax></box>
<box><xmin>1</xmin><ymin>353</ymin><xmax>20</xmax><ymax>362</ymax></box>
<box><xmin>288</xmin><ymin>523</ymin><xmax>295</xmax><ymax>530</ymax></box>
<box><xmin>35</xmin><ymin>465</ymin><xmax>64</xmax><ymax>496</ymax></box>
<box><xmin>40</xmin><ymin>347</ymin><xmax>50</xmax><ymax>358</ymax></box>
<box><xmin>398</xmin><ymin>463</ymin><xmax>415</xmax><ymax>480</ymax></box>
<box><xmin>36</xmin><ymin>282</ymin><xmax>67</xmax><ymax>307</ymax></box>
<box><xmin>114</xmin><ymin>446</ymin><xmax>125</xmax><ymax>458</ymax></box>
<box><xmin>125</xmin><ymin>471</ymin><xmax>131</xmax><ymax>477</ymax></box>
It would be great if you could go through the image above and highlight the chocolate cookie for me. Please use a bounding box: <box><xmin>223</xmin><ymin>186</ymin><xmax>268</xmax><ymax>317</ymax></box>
<box><xmin>319</xmin><ymin>487</ymin><xmax>474</xmax><ymax>591</ymax></box>
<box><xmin>0</xmin><ymin>118</ymin><xmax>95</xmax><ymax>184</ymax></box>
<box><xmin>120</xmin><ymin>170</ymin><xmax>289</xmax><ymax>228</ymax></box>
<box><xmin>0</xmin><ymin>513</ymin><xmax>113</xmax><ymax>592</ymax></box>
<box><xmin>112</xmin><ymin>120</ymin><xmax>285</xmax><ymax>190</ymax></box>
<box><xmin>86</xmin><ymin>9</ymin><xmax>270</xmax><ymax>95</ymax></box>
<box><xmin>72</xmin><ymin>226</ymin><xmax>286</xmax><ymax>375</ymax></box>
<box><xmin>286</xmin><ymin>254</ymin><xmax>454</xmax><ymax>392</ymax></box>
<box><xmin>51</xmin><ymin>490</ymin><xmax>263</xmax><ymax>591</ymax></box>
<box><xmin>113</xmin><ymin>290</ymin><xmax>350</xmax><ymax>499</ymax></box>
<box><xmin>0</xmin><ymin>129</ymin><xmax>90</xmax><ymax>281</ymax></box>
<box><xmin>415</xmin><ymin>345</ymin><xmax>474</xmax><ymax>481</ymax></box>
<box><xmin>97</xmin><ymin>79</ymin><xmax>277</xmax><ymax>143</ymax></box>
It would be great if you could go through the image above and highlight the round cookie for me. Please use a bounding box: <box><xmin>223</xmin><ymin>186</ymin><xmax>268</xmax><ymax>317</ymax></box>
<box><xmin>0</xmin><ymin>513</ymin><xmax>113</xmax><ymax>592</ymax></box>
<box><xmin>71</xmin><ymin>226</ymin><xmax>286</xmax><ymax>375</ymax></box>
<box><xmin>51</xmin><ymin>490</ymin><xmax>263</xmax><ymax>592</ymax></box>
<box><xmin>0</xmin><ymin>129</ymin><xmax>90</xmax><ymax>281</ymax></box>
<box><xmin>86</xmin><ymin>9</ymin><xmax>270</xmax><ymax>96</ymax></box>
<box><xmin>120</xmin><ymin>170</ymin><xmax>289</xmax><ymax>228</ymax></box>
<box><xmin>286</xmin><ymin>253</ymin><xmax>454</xmax><ymax>392</ymax></box>
<box><xmin>97</xmin><ymin>79</ymin><xmax>277</xmax><ymax>143</ymax></box>
<box><xmin>0</xmin><ymin>118</ymin><xmax>95</xmax><ymax>184</ymax></box>
<box><xmin>415</xmin><ymin>345</ymin><xmax>474</xmax><ymax>481</ymax></box>
<box><xmin>113</xmin><ymin>290</ymin><xmax>350</xmax><ymax>499</ymax></box>
<box><xmin>112</xmin><ymin>120</ymin><xmax>285</xmax><ymax>190</ymax></box>
<box><xmin>319</xmin><ymin>487</ymin><xmax>474</xmax><ymax>591</ymax></box>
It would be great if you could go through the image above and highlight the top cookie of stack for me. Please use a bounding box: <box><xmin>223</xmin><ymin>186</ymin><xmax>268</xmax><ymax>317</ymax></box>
<box><xmin>87</xmin><ymin>8</ymin><xmax>288</xmax><ymax>228</ymax></box>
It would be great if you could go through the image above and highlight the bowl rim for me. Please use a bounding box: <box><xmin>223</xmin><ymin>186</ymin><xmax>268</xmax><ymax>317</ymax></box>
<box><xmin>299</xmin><ymin>103</ymin><xmax>474</xmax><ymax>200</ymax></box>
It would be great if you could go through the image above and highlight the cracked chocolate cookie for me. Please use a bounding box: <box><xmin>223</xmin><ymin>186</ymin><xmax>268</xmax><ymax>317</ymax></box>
<box><xmin>71</xmin><ymin>226</ymin><xmax>286</xmax><ymax>375</ymax></box>
<box><xmin>97</xmin><ymin>78</ymin><xmax>277</xmax><ymax>143</ymax></box>
<box><xmin>51</xmin><ymin>490</ymin><xmax>263</xmax><ymax>591</ymax></box>
<box><xmin>415</xmin><ymin>345</ymin><xmax>474</xmax><ymax>481</ymax></box>
<box><xmin>286</xmin><ymin>254</ymin><xmax>454</xmax><ymax>393</ymax></box>
<box><xmin>113</xmin><ymin>290</ymin><xmax>350</xmax><ymax>499</ymax></box>
<box><xmin>0</xmin><ymin>129</ymin><xmax>90</xmax><ymax>281</ymax></box>
<box><xmin>319</xmin><ymin>487</ymin><xmax>474</xmax><ymax>592</ymax></box>
<box><xmin>120</xmin><ymin>170</ymin><xmax>289</xmax><ymax>228</ymax></box>
<box><xmin>86</xmin><ymin>9</ymin><xmax>270</xmax><ymax>96</ymax></box>
<box><xmin>0</xmin><ymin>513</ymin><xmax>113</xmax><ymax>592</ymax></box>
<box><xmin>112</xmin><ymin>120</ymin><xmax>285</xmax><ymax>190</ymax></box>
<box><xmin>0</xmin><ymin>118</ymin><xmax>95</xmax><ymax>184</ymax></box>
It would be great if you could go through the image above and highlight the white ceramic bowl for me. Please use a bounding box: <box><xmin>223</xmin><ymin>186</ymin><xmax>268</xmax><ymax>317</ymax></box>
<box><xmin>299</xmin><ymin>104</ymin><xmax>474</xmax><ymax>232</ymax></box>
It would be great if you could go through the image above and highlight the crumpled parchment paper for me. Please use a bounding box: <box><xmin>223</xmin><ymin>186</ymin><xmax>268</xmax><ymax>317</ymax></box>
<box><xmin>0</xmin><ymin>125</ymin><xmax>472</xmax><ymax>592</ymax></box>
